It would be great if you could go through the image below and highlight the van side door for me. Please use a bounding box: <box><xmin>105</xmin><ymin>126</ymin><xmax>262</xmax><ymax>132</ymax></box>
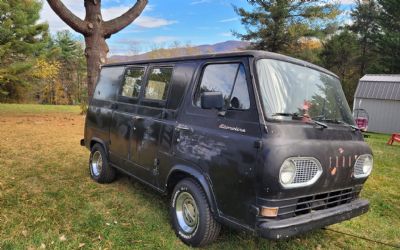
<box><xmin>130</xmin><ymin>65</ymin><xmax>174</xmax><ymax>186</ymax></box>
<box><xmin>176</xmin><ymin>58</ymin><xmax>261</xmax><ymax>226</ymax></box>
<box><xmin>109</xmin><ymin>66</ymin><xmax>146</xmax><ymax>172</ymax></box>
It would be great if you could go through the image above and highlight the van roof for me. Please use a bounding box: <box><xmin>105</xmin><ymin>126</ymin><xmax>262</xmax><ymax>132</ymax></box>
<box><xmin>104</xmin><ymin>50</ymin><xmax>338</xmax><ymax>78</ymax></box>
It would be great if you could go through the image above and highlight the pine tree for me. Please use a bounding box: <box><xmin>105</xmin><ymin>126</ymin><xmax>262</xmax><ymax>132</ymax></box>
<box><xmin>234</xmin><ymin>0</ymin><xmax>340</xmax><ymax>57</ymax></box>
<box><xmin>53</xmin><ymin>31</ymin><xmax>86</xmax><ymax>104</ymax></box>
<box><xmin>350</xmin><ymin>0</ymin><xmax>380</xmax><ymax>75</ymax></box>
<box><xmin>375</xmin><ymin>0</ymin><xmax>400</xmax><ymax>73</ymax></box>
<box><xmin>0</xmin><ymin>0</ymin><xmax>49</xmax><ymax>102</ymax></box>
<box><xmin>320</xmin><ymin>30</ymin><xmax>360</xmax><ymax>106</ymax></box>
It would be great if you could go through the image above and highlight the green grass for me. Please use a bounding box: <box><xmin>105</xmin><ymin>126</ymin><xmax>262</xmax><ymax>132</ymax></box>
<box><xmin>0</xmin><ymin>104</ymin><xmax>399</xmax><ymax>249</ymax></box>
<box><xmin>0</xmin><ymin>103</ymin><xmax>80</xmax><ymax>114</ymax></box>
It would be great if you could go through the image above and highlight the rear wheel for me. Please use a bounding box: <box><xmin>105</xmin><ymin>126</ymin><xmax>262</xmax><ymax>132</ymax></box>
<box><xmin>89</xmin><ymin>143</ymin><xmax>116</xmax><ymax>183</ymax></box>
<box><xmin>170</xmin><ymin>178</ymin><xmax>221</xmax><ymax>247</ymax></box>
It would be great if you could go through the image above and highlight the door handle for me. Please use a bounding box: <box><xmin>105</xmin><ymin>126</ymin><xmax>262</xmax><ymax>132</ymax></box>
<box><xmin>132</xmin><ymin>116</ymin><xmax>144</xmax><ymax>121</ymax></box>
<box><xmin>175</xmin><ymin>124</ymin><xmax>193</xmax><ymax>133</ymax></box>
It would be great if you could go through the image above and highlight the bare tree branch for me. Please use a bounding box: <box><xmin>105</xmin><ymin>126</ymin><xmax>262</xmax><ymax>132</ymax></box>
<box><xmin>47</xmin><ymin>0</ymin><xmax>88</xmax><ymax>34</ymax></box>
<box><xmin>103</xmin><ymin>0</ymin><xmax>148</xmax><ymax>36</ymax></box>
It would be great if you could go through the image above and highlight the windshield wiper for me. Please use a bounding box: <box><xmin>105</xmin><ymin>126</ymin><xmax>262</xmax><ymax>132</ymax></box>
<box><xmin>272</xmin><ymin>112</ymin><xmax>303</xmax><ymax>119</ymax></box>
<box><xmin>335</xmin><ymin>120</ymin><xmax>360</xmax><ymax>131</ymax></box>
<box><xmin>314</xmin><ymin>118</ymin><xmax>359</xmax><ymax>131</ymax></box>
<box><xmin>273</xmin><ymin>113</ymin><xmax>328</xmax><ymax>128</ymax></box>
<box><xmin>313</xmin><ymin>120</ymin><xmax>328</xmax><ymax>129</ymax></box>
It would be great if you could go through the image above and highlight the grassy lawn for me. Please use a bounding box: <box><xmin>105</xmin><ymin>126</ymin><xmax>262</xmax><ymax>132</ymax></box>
<box><xmin>0</xmin><ymin>104</ymin><xmax>399</xmax><ymax>249</ymax></box>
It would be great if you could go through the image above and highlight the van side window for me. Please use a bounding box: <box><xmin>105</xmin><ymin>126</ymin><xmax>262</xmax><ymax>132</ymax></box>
<box><xmin>195</xmin><ymin>63</ymin><xmax>250</xmax><ymax>110</ymax></box>
<box><xmin>144</xmin><ymin>67</ymin><xmax>173</xmax><ymax>101</ymax></box>
<box><xmin>121</xmin><ymin>67</ymin><xmax>145</xmax><ymax>98</ymax></box>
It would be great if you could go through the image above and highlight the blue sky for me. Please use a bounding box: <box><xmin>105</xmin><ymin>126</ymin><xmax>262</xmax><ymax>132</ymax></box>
<box><xmin>40</xmin><ymin>0</ymin><xmax>354</xmax><ymax>55</ymax></box>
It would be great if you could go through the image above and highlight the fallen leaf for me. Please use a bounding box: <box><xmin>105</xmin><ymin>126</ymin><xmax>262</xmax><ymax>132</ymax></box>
<box><xmin>40</xmin><ymin>243</ymin><xmax>46</xmax><ymax>249</ymax></box>
<box><xmin>79</xmin><ymin>243</ymin><xmax>85</xmax><ymax>248</ymax></box>
<box><xmin>22</xmin><ymin>230</ymin><xmax>28</xmax><ymax>237</ymax></box>
<box><xmin>59</xmin><ymin>235</ymin><xmax>66</xmax><ymax>242</ymax></box>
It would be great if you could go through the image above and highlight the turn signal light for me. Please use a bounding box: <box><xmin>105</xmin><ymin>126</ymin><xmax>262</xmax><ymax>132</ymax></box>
<box><xmin>260</xmin><ymin>207</ymin><xmax>279</xmax><ymax>217</ymax></box>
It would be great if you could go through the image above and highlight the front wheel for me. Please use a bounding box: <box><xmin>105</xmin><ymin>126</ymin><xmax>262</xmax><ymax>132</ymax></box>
<box><xmin>170</xmin><ymin>178</ymin><xmax>221</xmax><ymax>247</ymax></box>
<box><xmin>89</xmin><ymin>143</ymin><xmax>116</xmax><ymax>183</ymax></box>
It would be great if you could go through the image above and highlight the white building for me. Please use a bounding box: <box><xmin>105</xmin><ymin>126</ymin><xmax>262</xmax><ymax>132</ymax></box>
<box><xmin>353</xmin><ymin>74</ymin><xmax>400</xmax><ymax>134</ymax></box>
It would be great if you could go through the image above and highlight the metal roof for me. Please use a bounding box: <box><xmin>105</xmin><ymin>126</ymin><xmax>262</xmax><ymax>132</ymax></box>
<box><xmin>104</xmin><ymin>50</ymin><xmax>338</xmax><ymax>78</ymax></box>
<box><xmin>355</xmin><ymin>74</ymin><xmax>400</xmax><ymax>101</ymax></box>
<box><xmin>360</xmin><ymin>74</ymin><xmax>400</xmax><ymax>82</ymax></box>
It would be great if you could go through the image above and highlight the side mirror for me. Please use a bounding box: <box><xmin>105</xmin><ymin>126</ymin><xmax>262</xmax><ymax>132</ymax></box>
<box><xmin>201</xmin><ymin>92</ymin><xmax>224</xmax><ymax>110</ymax></box>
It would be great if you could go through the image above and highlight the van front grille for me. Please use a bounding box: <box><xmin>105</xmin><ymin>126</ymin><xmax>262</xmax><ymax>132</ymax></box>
<box><xmin>277</xmin><ymin>188</ymin><xmax>360</xmax><ymax>218</ymax></box>
<box><xmin>292</xmin><ymin>158</ymin><xmax>321</xmax><ymax>184</ymax></box>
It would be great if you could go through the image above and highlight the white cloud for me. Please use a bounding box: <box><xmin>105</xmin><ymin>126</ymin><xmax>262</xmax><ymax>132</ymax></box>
<box><xmin>219</xmin><ymin>17</ymin><xmax>239</xmax><ymax>23</ymax></box>
<box><xmin>135</xmin><ymin>16</ymin><xmax>177</xmax><ymax>28</ymax></box>
<box><xmin>40</xmin><ymin>1</ymin><xmax>176</xmax><ymax>34</ymax></box>
<box><xmin>337</xmin><ymin>0</ymin><xmax>355</xmax><ymax>5</ymax></box>
<box><xmin>191</xmin><ymin>0</ymin><xmax>211</xmax><ymax>5</ymax></box>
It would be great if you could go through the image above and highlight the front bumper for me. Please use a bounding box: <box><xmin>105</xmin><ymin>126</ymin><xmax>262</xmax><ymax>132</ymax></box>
<box><xmin>257</xmin><ymin>199</ymin><xmax>369</xmax><ymax>240</ymax></box>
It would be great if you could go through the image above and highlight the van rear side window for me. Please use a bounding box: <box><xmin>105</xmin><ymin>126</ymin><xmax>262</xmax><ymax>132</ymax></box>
<box><xmin>121</xmin><ymin>67</ymin><xmax>146</xmax><ymax>98</ymax></box>
<box><xmin>195</xmin><ymin>63</ymin><xmax>250</xmax><ymax>110</ymax></box>
<box><xmin>144</xmin><ymin>67</ymin><xmax>173</xmax><ymax>101</ymax></box>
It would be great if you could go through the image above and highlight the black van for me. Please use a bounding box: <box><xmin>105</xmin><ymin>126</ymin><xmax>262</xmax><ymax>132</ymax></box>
<box><xmin>81</xmin><ymin>51</ymin><xmax>372</xmax><ymax>247</ymax></box>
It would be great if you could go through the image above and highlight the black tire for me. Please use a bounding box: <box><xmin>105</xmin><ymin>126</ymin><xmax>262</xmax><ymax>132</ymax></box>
<box><xmin>89</xmin><ymin>143</ymin><xmax>116</xmax><ymax>183</ymax></box>
<box><xmin>170</xmin><ymin>178</ymin><xmax>221</xmax><ymax>247</ymax></box>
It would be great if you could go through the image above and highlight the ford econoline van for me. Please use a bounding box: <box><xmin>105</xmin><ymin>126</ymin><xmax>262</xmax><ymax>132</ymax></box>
<box><xmin>81</xmin><ymin>51</ymin><xmax>372</xmax><ymax>247</ymax></box>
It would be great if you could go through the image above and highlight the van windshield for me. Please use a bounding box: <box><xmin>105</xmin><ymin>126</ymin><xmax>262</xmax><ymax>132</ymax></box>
<box><xmin>256</xmin><ymin>59</ymin><xmax>355</xmax><ymax>125</ymax></box>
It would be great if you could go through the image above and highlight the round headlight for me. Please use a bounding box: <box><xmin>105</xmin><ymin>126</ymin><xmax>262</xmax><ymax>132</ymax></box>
<box><xmin>362</xmin><ymin>155</ymin><xmax>373</xmax><ymax>175</ymax></box>
<box><xmin>354</xmin><ymin>154</ymin><xmax>373</xmax><ymax>178</ymax></box>
<box><xmin>280</xmin><ymin>160</ymin><xmax>296</xmax><ymax>185</ymax></box>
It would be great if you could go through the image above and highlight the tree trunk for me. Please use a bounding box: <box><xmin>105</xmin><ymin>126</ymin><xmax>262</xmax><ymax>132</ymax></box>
<box><xmin>85</xmin><ymin>36</ymin><xmax>108</xmax><ymax>98</ymax></box>
<box><xmin>47</xmin><ymin>0</ymin><xmax>148</xmax><ymax>99</ymax></box>
<box><xmin>83</xmin><ymin>0</ymin><xmax>108</xmax><ymax>98</ymax></box>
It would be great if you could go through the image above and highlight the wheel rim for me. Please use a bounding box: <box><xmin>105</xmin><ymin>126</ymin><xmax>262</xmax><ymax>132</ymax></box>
<box><xmin>91</xmin><ymin>151</ymin><xmax>102</xmax><ymax>177</ymax></box>
<box><xmin>175</xmin><ymin>191</ymin><xmax>199</xmax><ymax>234</ymax></box>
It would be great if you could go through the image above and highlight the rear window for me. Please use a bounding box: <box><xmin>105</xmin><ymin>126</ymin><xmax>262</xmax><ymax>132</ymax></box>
<box><xmin>121</xmin><ymin>67</ymin><xmax>146</xmax><ymax>98</ymax></box>
<box><xmin>94</xmin><ymin>66</ymin><xmax>125</xmax><ymax>101</ymax></box>
<box><xmin>144</xmin><ymin>67</ymin><xmax>173</xmax><ymax>101</ymax></box>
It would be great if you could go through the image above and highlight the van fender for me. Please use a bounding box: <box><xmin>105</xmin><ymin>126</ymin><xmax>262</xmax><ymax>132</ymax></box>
<box><xmin>166</xmin><ymin>165</ymin><xmax>219</xmax><ymax>216</ymax></box>
<box><xmin>89</xmin><ymin>137</ymin><xmax>109</xmax><ymax>154</ymax></box>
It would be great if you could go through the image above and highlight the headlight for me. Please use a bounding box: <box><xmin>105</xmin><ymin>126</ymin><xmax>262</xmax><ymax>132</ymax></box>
<box><xmin>279</xmin><ymin>157</ymin><xmax>323</xmax><ymax>188</ymax></box>
<box><xmin>280</xmin><ymin>160</ymin><xmax>296</xmax><ymax>185</ymax></box>
<box><xmin>354</xmin><ymin>154</ymin><xmax>373</xmax><ymax>178</ymax></box>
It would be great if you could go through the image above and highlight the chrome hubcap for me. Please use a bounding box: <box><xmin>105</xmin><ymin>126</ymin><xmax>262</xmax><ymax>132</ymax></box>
<box><xmin>175</xmin><ymin>192</ymin><xmax>199</xmax><ymax>234</ymax></box>
<box><xmin>91</xmin><ymin>151</ymin><xmax>102</xmax><ymax>177</ymax></box>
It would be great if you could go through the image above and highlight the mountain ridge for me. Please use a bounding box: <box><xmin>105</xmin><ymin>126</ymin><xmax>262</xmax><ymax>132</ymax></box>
<box><xmin>108</xmin><ymin>40</ymin><xmax>250</xmax><ymax>63</ymax></box>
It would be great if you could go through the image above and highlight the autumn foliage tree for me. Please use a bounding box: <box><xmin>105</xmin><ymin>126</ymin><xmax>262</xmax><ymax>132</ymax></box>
<box><xmin>234</xmin><ymin>0</ymin><xmax>340</xmax><ymax>57</ymax></box>
<box><xmin>47</xmin><ymin>0</ymin><xmax>148</xmax><ymax>98</ymax></box>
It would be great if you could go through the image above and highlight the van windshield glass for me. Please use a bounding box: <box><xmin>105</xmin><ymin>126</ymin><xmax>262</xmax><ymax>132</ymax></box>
<box><xmin>256</xmin><ymin>59</ymin><xmax>355</xmax><ymax>125</ymax></box>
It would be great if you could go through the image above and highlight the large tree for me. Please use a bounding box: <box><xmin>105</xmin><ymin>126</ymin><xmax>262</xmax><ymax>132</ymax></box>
<box><xmin>47</xmin><ymin>0</ymin><xmax>148</xmax><ymax>97</ymax></box>
<box><xmin>320</xmin><ymin>30</ymin><xmax>360</xmax><ymax>106</ymax></box>
<box><xmin>350</xmin><ymin>0</ymin><xmax>380</xmax><ymax>75</ymax></box>
<box><xmin>375</xmin><ymin>0</ymin><xmax>400</xmax><ymax>73</ymax></box>
<box><xmin>234</xmin><ymin>0</ymin><xmax>340</xmax><ymax>55</ymax></box>
<box><xmin>0</xmin><ymin>0</ymin><xmax>49</xmax><ymax>102</ymax></box>
<box><xmin>53</xmin><ymin>31</ymin><xmax>87</xmax><ymax>104</ymax></box>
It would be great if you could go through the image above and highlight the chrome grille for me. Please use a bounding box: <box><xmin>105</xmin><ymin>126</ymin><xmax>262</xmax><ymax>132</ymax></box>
<box><xmin>292</xmin><ymin>159</ymin><xmax>321</xmax><ymax>184</ymax></box>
